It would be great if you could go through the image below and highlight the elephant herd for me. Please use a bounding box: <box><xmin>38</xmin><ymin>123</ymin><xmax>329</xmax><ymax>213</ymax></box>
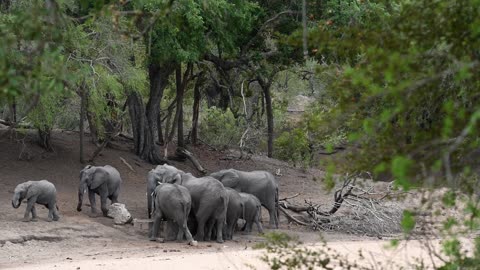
<box><xmin>11</xmin><ymin>164</ymin><xmax>279</xmax><ymax>245</ymax></box>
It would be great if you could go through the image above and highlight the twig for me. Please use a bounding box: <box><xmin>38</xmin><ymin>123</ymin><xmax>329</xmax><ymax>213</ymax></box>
<box><xmin>279</xmin><ymin>193</ymin><xmax>300</xmax><ymax>201</ymax></box>
<box><xmin>198</xmin><ymin>138</ymin><xmax>218</xmax><ymax>151</ymax></box>
<box><xmin>278</xmin><ymin>206</ymin><xmax>312</xmax><ymax>226</ymax></box>
<box><xmin>120</xmin><ymin>157</ymin><xmax>135</xmax><ymax>172</ymax></box>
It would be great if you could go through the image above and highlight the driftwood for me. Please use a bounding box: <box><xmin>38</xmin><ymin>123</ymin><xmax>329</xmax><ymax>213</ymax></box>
<box><xmin>198</xmin><ymin>138</ymin><xmax>218</xmax><ymax>151</ymax></box>
<box><xmin>0</xmin><ymin>119</ymin><xmax>34</xmax><ymax>129</ymax></box>
<box><xmin>278</xmin><ymin>207</ymin><xmax>312</xmax><ymax>226</ymax></box>
<box><xmin>277</xmin><ymin>173</ymin><xmax>403</xmax><ymax>235</ymax></box>
<box><xmin>119</xmin><ymin>133</ymin><xmax>134</xmax><ymax>141</ymax></box>
<box><xmin>174</xmin><ymin>147</ymin><xmax>207</xmax><ymax>174</ymax></box>
<box><xmin>280</xmin><ymin>193</ymin><xmax>300</xmax><ymax>201</ymax></box>
<box><xmin>120</xmin><ymin>157</ymin><xmax>135</xmax><ymax>172</ymax></box>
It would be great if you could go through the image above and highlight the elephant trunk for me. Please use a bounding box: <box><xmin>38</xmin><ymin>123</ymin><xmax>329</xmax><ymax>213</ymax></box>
<box><xmin>12</xmin><ymin>193</ymin><xmax>21</xmax><ymax>208</ymax></box>
<box><xmin>77</xmin><ymin>180</ymin><xmax>86</xmax><ymax>212</ymax></box>
<box><xmin>147</xmin><ymin>189</ymin><xmax>153</xmax><ymax>219</ymax></box>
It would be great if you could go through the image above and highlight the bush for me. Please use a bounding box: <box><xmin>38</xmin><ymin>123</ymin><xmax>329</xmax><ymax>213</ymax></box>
<box><xmin>274</xmin><ymin>128</ymin><xmax>312</xmax><ymax>167</ymax></box>
<box><xmin>199</xmin><ymin>106</ymin><xmax>245</xmax><ymax>149</ymax></box>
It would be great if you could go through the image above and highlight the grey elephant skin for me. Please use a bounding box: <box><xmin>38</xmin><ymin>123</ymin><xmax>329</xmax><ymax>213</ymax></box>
<box><xmin>147</xmin><ymin>164</ymin><xmax>178</xmax><ymax>218</ymax></box>
<box><xmin>155</xmin><ymin>165</ymin><xmax>228</xmax><ymax>243</ymax></box>
<box><xmin>149</xmin><ymin>183</ymin><xmax>196</xmax><ymax>245</ymax></box>
<box><xmin>12</xmin><ymin>180</ymin><xmax>60</xmax><ymax>222</ymax></box>
<box><xmin>77</xmin><ymin>165</ymin><xmax>122</xmax><ymax>217</ymax></box>
<box><xmin>239</xmin><ymin>192</ymin><xmax>263</xmax><ymax>234</ymax></box>
<box><xmin>223</xmin><ymin>188</ymin><xmax>244</xmax><ymax>240</ymax></box>
<box><xmin>210</xmin><ymin>169</ymin><xmax>279</xmax><ymax>228</ymax></box>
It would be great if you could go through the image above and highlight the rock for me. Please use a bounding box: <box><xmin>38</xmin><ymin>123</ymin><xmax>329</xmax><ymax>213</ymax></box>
<box><xmin>107</xmin><ymin>203</ymin><xmax>133</xmax><ymax>225</ymax></box>
<box><xmin>236</xmin><ymin>219</ymin><xmax>246</xmax><ymax>231</ymax></box>
<box><xmin>286</xmin><ymin>95</ymin><xmax>314</xmax><ymax>113</ymax></box>
<box><xmin>189</xmin><ymin>240</ymin><xmax>198</xmax><ymax>246</ymax></box>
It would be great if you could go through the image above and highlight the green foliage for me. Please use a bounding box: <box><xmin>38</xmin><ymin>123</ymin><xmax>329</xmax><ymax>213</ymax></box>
<box><xmin>274</xmin><ymin>128</ymin><xmax>311</xmax><ymax>166</ymax></box>
<box><xmin>256</xmin><ymin>232</ymin><xmax>361</xmax><ymax>270</ymax></box>
<box><xmin>0</xmin><ymin>0</ymin><xmax>69</xmax><ymax>104</ymax></box>
<box><xmin>28</xmin><ymin>91</ymin><xmax>68</xmax><ymax>132</ymax></box>
<box><xmin>199</xmin><ymin>106</ymin><xmax>245</xmax><ymax>149</ymax></box>
<box><xmin>302</xmin><ymin>0</ymin><xmax>480</xmax><ymax>192</ymax></box>
<box><xmin>141</xmin><ymin>0</ymin><xmax>259</xmax><ymax>64</ymax></box>
<box><xmin>400</xmin><ymin>210</ymin><xmax>416</xmax><ymax>233</ymax></box>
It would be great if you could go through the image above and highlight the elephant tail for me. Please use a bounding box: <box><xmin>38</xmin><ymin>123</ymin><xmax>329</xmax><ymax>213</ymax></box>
<box><xmin>150</xmin><ymin>189</ymin><xmax>157</xmax><ymax>219</ymax></box>
<box><xmin>275</xmin><ymin>186</ymin><xmax>279</xmax><ymax>226</ymax></box>
<box><xmin>221</xmin><ymin>193</ymin><xmax>228</xmax><ymax>224</ymax></box>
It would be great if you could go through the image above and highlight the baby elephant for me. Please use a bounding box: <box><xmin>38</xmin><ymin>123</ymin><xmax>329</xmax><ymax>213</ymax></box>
<box><xmin>12</xmin><ymin>180</ymin><xmax>60</xmax><ymax>222</ymax></box>
<box><xmin>239</xmin><ymin>193</ymin><xmax>263</xmax><ymax>234</ymax></box>
<box><xmin>149</xmin><ymin>183</ymin><xmax>197</xmax><ymax>246</ymax></box>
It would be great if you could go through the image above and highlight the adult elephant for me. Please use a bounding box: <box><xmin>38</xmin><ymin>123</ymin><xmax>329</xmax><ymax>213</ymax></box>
<box><xmin>146</xmin><ymin>164</ymin><xmax>178</xmax><ymax>218</ymax></box>
<box><xmin>210</xmin><ymin>169</ymin><xmax>279</xmax><ymax>228</ymax></box>
<box><xmin>156</xmin><ymin>165</ymin><xmax>228</xmax><ymax>243</ymax></box>
<box><xmin>12</xmin><ymin>180</ymin><xmax>60</xmax><ymax>222</ymax></box>
<box><xmin>149</xmin><ymin>183</ymin><xmax>197</xmax><ymax>246</ymax></box>
<box><xmin>77</xmin><ymin>165</ymin><xmax>122</xmax><ymax>217</ymax></box>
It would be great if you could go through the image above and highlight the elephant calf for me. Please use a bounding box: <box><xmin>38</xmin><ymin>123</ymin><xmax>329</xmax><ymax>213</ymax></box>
<box><xmin>149</xmin><ymin>183</ymin><xmax>197</xmax><ymax>246</ymax></box>
<box><xmin>239</xmin><ymin>193</ymin><xmax>263</xmax><ymax>234</ymax></box>
<box><xmin>223</xmin><ymin>188</ymin><xmax>244</xmax><ymax>240</ymax></box>
<box><xmin>77</xmin><ymin>165</ymin><xmax>122</xmax><ymax>217</ymax></box>
<box><xmin>12</xmin><ymin>180</ymin><xmax>60</xmax><ymax>222</ymax></box>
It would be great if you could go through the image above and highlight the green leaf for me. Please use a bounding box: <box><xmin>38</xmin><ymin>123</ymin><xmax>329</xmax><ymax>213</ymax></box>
<box><xmin>391</xmin><ymin>156</ymin><xmax>413</xmax><ymax>190</ymax></box>
<box><xmin>401</xmin><ymin>210</ymin><xmax>416</xmax><ymax>233</ymax></box>
<box><xmin>442</xmin><ymin>191</ymin><xmax>457</xmax><ymax>207</ymax></box>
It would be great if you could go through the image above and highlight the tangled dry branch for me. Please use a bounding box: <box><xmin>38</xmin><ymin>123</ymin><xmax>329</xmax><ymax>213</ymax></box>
<box><xmin>279</xmin><ymin>173</ymin><xmax>404</xmax><ymax>236</ymax></box>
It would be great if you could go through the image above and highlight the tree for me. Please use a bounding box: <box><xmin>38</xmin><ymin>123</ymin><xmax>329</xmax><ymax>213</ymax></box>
<box><xmin>303</xmin><ymin>0</ymin><xmax>479</xmax><ymax>188</ymax></box>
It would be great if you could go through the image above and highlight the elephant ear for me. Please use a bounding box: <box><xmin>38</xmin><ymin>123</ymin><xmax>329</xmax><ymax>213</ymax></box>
<box><xmin>89</xmin><ymin>168</ymin><xmax>108</xmax><ymax>190</ymax></box>
<box><xmin>24</xmin><ymin>181</ymin><xmax>39</xmax><ymax>199</ymax></box>
<box><xmin>219</xmin><ymin>170</ymin><xmax>239</xmax><ymax>187</ymax></box>
<box><xmin>171</xmin><ymin>173</ymin><xmax>183</xmax><ymax>185</ymax></box>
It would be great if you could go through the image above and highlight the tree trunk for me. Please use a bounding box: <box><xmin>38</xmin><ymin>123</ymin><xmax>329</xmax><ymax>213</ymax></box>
<box><xmin>85</xmin><ymin>95</ymin><xmax>100</xmax><ymax>145</ymax></box>
<box><xmin>79</xmin><ymin>88</ymin><xmax>86</xmax><ymax>163</ymax></box>
<box><xmin>11</xmin><ymin>98</ymin><xmax>16</xmax><ymax>123</ymax></box>
<box><xmin>258</xmin><ymin>77</ymin><xmax>274</xmax><ymax>158</ymax></box>
<box><xmin>127</xmin><ymin>62</ymin><xmax>173</xmax><ymax>164</ymax></box>
<box><xmin>38</xmin><ymin>127</ymin><xmax>53</xmax><ymax>152</ymax></box>
<box><xmin>264</xmin><ymin>87</ymin><xmax>274</xmax><ymax>158</ymax></box>
<box><xmin>191</xmin><ymin>72</ymin><xmax>204</xmax><ymax>145</ymax></box>
<box><xmin>176</xmin><ymin>65</ymin><xmax>185</xmax><ymax>148</ymax></box>
<box><xmin>157</xmin><ymin>110</ymin><xmax>164</xmax><ymax>145</ymax></box>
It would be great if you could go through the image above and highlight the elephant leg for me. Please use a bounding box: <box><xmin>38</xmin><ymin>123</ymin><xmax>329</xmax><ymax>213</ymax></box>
<box><xmin>266</xmin><ymin>204</ymin><xmax>278</xmax><ymax>228</ymax></box>
<box><xmin>246</xmin><ymin>220</ymin><xmax>253</xmax><ymax>233</ymax></box>
<box><xmin>47</xmin><ymin>204</ymin><xmax>54</xmax><ymax>221</ymax></box>
<box><xmin>215</xmin><ymin>217</ymin><xmax>225</xmax><ymax>243</ymax></box>
<box><xmin>182</xmin><ymin>221</ymin><xmax>196</xmax><ymax>245</ymax></box>
<box><xmin>52</xmin><ymin>203</ymin><xmax>60</xmax><ymax>221</ymax></box>
<box><xmin>254</xmin><ymin>214</ymin><xmax>264</xmax><ymax>233</ymax></box>
<box><xmin>110</xmin><ymin>190</ymin><xmax>119</xmax><ymax>204</ymax></box>
<box><xmin>23</xmin><ymin>197</ymin><xmax>37</xmax><ymax>222</ymax></box>
<box><xmin>194</xmin><ymin>214</ymin><xmax>207</xmax><ymax>242</ymax></box>
<box><xmin>147</xmin><ymin>193</ymin><xmax>152</xmax><ymax>219</ymax></box>
<box><xmin>204</xmin><ymin>218</ymin><xmax>214</xmax><ymax>241</ymax></box>
<box><xmin>31</xmin><ymin>205</ymin><xmax>37</xmax><ymax>221</ymax></box>
<box><xmin>149</xmin><ymin>214</ymin><xmax>163</xmax><ymax>241</ymax></box>
<box><xmin>100</xmin><ymin>192</ymin><xmax>109</xmax><ymax>217</ymax></box>
<box><xmin>176</xmin><ymin>223</ymin><xmax>185</xmax><ymax>241</ymax></box>
<box><xmin>88</xmin><ymin>190</ymin><xmax>97</xmax><ymax>215</ymax></box>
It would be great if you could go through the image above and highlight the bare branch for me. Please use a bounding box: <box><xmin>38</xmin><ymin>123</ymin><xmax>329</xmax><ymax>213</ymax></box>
<box><xmin>242</xmin><ymin>10</ymin><xmax>298</xmax><ymax>53</ymax></box>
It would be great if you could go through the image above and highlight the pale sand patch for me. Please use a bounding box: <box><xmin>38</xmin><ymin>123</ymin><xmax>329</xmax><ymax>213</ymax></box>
<box><xmin>8</xmin><ymin>239</ymin><xmax>472</xmax><ymax>270</ymax></box>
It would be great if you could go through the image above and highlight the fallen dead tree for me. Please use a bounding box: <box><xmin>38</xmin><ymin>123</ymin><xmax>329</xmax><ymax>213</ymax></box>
<box><xmin>278</xmin><ymin>173</ymin><xmax>404</xmax><ymax>236</ymax></box>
